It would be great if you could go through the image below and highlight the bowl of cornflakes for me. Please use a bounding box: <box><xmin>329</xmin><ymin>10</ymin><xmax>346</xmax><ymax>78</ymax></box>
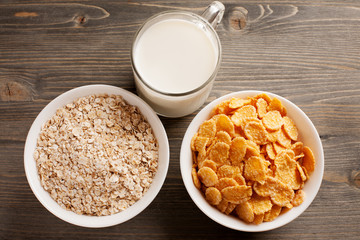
<box><xmin>24</xmin><ymin>84</ymin><xmax>170</xmax><ymax>228</ymax></box>
<box><xmin>180</xmin><ymin>91</ymin><xmax>324</xmax><ymax>232</ymax></box>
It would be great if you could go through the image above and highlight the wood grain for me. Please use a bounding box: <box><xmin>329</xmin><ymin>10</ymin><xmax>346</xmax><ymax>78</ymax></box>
<box><xmin>1</xmin><ymin>1</ymin><xmax>360</xmax><ymax>239</ymax></box>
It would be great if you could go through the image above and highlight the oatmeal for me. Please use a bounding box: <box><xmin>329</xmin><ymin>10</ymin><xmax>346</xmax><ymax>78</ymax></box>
<box><xmin>34</xmin><ymin>94</ymin><xmax>158</xmax><ymax>216</ymax></box>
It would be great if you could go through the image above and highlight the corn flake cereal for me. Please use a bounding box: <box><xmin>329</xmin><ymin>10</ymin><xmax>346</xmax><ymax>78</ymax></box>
<box><xmin>233</xmin><ymin>173</ymin><xmax>246</xmax><ymax>185</ymax></box>
<box><xmin>253</xmin><ymin>213</ymin><xmax>265</xmax><ymax>225</ymax></box>
<box><xmin>199</xmin><ymin>159</ymin><xmax>217</xmax><ymax>172</ymax></box>
<box><xmin>191</xmin><ymin>93</ymin><xmax>316</xmax><ymax>224</ymax></box>
<box><xmin>208</xmin><ymin>142</ymin><xmax>230</xmax><ymax>166</ymax></box>
<box><xmin>274</xmin><ymin>150</ymin><xmax>302</xmax><ymax>190</ymax></box>
<box><xmin>192</xmin><ymin>167</ymin><xmax>201</xmax><ymax>189</ymax></box>
<box><xmin>221</xmin><ymin>185</ymin><xmax>252</xmax><ymax>204</ymax></box>
<box><xmin>302</xmin><ymin>146</ymin><xmax>315</xmax><ymax>173</ymax></box>
<box><xmin>224</xmin><ymin>203</ymin><xmax>237</xmax><ymax>215</ymax></box>
<box><xmin>266</xmin><ymin>143</ymin><xmax>276</xmax><ymax>160</ymax></box>
<box><xmin>291</xmin><ymin>142</ymin><xmax>304</xmax><ymax>157</ymax></box>
<box><xmin>217</xmin><ymin>199</ymin><xmax>229</xmax><ymax>213</ymax></box>
<box><xmin>296</xmin><ymin>162</ymin><xmax>307</xmax><ymax>182</ymax></box>
<box><xmin>273</xmin><ymin>142</ymin><xmax>286</xmax><ymax>155</ymax></box>
<box><xmin>215</xmin><ymin>131</ymin><xmax>232</xmax><ymax>145</ymax></box>
<box><xmin>198</xmin><ymin>119</ymin><xmax>216</xmax><ymax>139</ymax></box>
<box><xmin>246</xmin><ymin>140</ymin><xmax>260</xmax><ymax>156</ymax></box>
<box><xmin>283</xmin><ymin>116</ymin><xmax>298</xmax><ymax>141</ymax></box>
<box><xmin>191</xmin><ymin>133</ymin><xmax>198</xmax><ymax>152</ymax></box>
<box><xmin>244</xmin><ymin>121</ymin><xmax>269</xmax><ymax>145</ymax></box>
<box><xmin>229</xmin><ymin>137</ymin><xmax>246</xmax><ymax>166</ymax></box>
<box><xmin>215</xmin><ymin>114</ymin><xmax>235</xmax><ymax>137</ymax></box>
<box><xmin>193</xmin><ymin>137</ymin><xmax>209</xmax><ymax>155</ymax></box>
<box><xmin>277</xmin><ymin>128</ymin><xmax>292</xmax><ymax>148</ymax></box>
<box><xmin>216</xmin><ymin>177</ymin><xmax>239</xmax><ymax>191</ymax></box>
<box><xmin>205</xmin><ymin>187</ymin><xmax>222</xmax><ymax>205</ymax></box>
<box><xmin>217</xmin><ymin>165</ymin><xmax>241</xmax><ymax>179</ymax></box>
<box><xmin>292</xmin><ymin>189</ymin><xmax>305</xmax><ymax>207</ymax></box>
<box><xmin>244</xmin><ymin>156</ymin><xmax>268</xmax><ymax>184</ymax></box>
<box><xmin>231</xmin><ymin>105</ymin><xmax>257</xmax><ymax>127</ymax></box>
<box><xmin>236</xmin><ymin>201</ymin><xmax>254</xmax><ymax>223</ymax></box>
<box><xmin>266</xmin><ymin>129</ymin><xmax>280</xmax><ymax>143</ymax></box>
<box><xmin>254</xmin><ymin>177</ymin><xmax>295</xmax><ymax>207</ymax></box>
<box><xmin>256</xmin><ymin>98</ymin><xmax>268</xmax><ymax>119</ymax></box>
<box><xmin>211</xmin><ymin>99</ymin><xmax>231</xmax><ymax>116</ymax></box>
<box><xmin>249</xmin><ymin>194</ymin><xmax>272</xmax><ymax>215</ymax></box>
<box><xmin>229</xmin><ymin>97</ymin><xmax>251</xmax><ymax>109</ymax></box>
<box><xmin>268</xmin><ymin>97</ymin><xmax>286</xmax><ymax>116</ymax></box>
<box><xmin>264</xmin><ymin>205</ymin><xmax>282</xmax><ymax>222</ymax></box>
<box><xmin>198</xmin><ymin>167</ymin><xmax>218</xmax><ymax>187</ymax></box>
<box><xmin>254</xmin><ymin>93</ymin><xmax>272</xmax><ymax>103</ymax></box>
<box><xmin>262</xmin><ymin>111</ymin><xmax>284</xmax><ymax>131</ymax></box>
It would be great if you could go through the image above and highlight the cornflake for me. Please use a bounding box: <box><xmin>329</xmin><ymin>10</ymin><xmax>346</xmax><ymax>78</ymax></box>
<box><xmin>34</xmin><ymin>94</ymin><xmax>158</xmax><ymax>216</ymax></box>
<box><xmin>191</xmin><ymin>93</ymin><xmax>315</xmax><ymax>224</ymax></box>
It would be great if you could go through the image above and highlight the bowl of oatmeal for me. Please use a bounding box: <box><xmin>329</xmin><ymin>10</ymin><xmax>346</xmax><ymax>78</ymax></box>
<box><xmin>24</xmin><ymin>84</ymin><xmax>169</xmax><ymax>228</ymax></box>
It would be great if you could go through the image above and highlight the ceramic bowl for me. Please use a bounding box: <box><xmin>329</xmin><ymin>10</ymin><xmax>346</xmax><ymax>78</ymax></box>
<box><xmin>24</xmin><ymin>84</ymin><xmax>169</xmax><ymax>228</ymax></box>
<box><xmin>180</xmin><ymin>90</ymin><xmax>324</xmax><ymax>232</ymax></box>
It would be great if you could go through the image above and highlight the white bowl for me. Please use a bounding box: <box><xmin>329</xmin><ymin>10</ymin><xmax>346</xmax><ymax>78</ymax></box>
<box><xmin>24</xmin><ymin>84</ymin><xmax>169</xmax><ymax>228</ymax></box>
<box><xmin>180</xmin><ymin>90</ymin><xmax>324</xmax><ymax>232</ymax></box>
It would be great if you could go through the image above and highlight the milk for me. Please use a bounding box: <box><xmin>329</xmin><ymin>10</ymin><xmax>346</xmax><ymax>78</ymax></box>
<box><xmin>131</xmin><ymin>9</ymin><xmax>223</xmax><ymax>117</ymax></box>
<box><xmin>134</xmin><ymin>19</ymin><xmax>218</xmax><ymax>94</ymax></box>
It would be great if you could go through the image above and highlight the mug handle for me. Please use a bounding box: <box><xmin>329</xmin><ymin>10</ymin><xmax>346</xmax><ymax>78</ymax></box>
<box><xmin>201</xmin><ymin>1</ymin><xmax>225</xmax><ymax>29</ymax></box>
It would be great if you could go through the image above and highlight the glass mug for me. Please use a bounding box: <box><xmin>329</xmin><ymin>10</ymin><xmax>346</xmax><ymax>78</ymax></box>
<box><xmin>131</xmin><ymin>1</ymin><xmax>225</xmax><ymax>118</ymax></box>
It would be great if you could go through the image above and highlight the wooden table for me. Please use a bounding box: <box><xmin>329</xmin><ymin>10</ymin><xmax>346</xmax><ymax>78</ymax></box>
<box><xmin>1</xmin><ymin>0</ymin><xmax>360</xmax><ymax>239</ymax></box>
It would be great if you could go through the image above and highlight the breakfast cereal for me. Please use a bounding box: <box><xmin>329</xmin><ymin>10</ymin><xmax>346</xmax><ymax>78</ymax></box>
<box><xmin>34</xmin><ymin>94</ymin><xmax>158</xmax><ymax>216</ymax></box>
<box><xmin>190</xmin><ymin>93</ymin><xmax>315</xmax><ymax>224</ymax></box>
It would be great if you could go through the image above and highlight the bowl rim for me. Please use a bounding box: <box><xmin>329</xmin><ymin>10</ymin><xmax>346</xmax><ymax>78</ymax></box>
<box><xmin>24</xmin><ymin>84</ymin><xmax>169</xmax><ymax>228</ymax></box>
<box><xmin>180</xmin><ymin>90</ymin><xmax>324</xmax><ymax>232</ymax></box>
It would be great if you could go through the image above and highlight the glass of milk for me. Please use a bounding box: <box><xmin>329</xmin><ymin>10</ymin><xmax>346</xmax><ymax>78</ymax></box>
<box><xmin>131</xmin><ymin>1</ymin><xmax>225</xmax><ymax>118</ymax></box>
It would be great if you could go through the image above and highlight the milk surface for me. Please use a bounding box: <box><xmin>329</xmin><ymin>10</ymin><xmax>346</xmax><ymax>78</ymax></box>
<box><xmin>134</xmin><ymin>19</ymin><xmax>218</xmax><ymax>94</ymax></box>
